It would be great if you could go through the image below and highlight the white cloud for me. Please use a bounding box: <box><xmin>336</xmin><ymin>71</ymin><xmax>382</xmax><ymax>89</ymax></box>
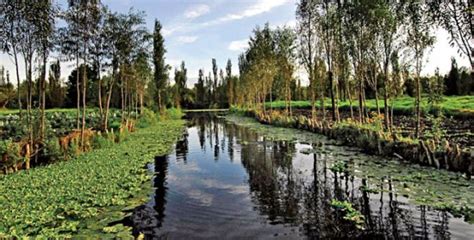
<box><xmin>228</xmin><ymin>39</ymin><xmax>248</xmax><ymax>52</ymax></box>
<box><xmin>177</xmin><ymin>35</ymin><xmax>198</xmax><ymax>44</ymax></box>
<box><xmin>184</xmin><ymin>4</ymin><xmax>210</xmax><ymax>19</ymax></box>
<box><xmin>203</xmin><ymin>0</ymin><xmax>291</xmax><ymax>26</ymax></box>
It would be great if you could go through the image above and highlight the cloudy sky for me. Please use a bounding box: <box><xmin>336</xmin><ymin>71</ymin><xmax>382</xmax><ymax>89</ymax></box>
<box><xmin>0</xmin><ymin>0</ymin><xmax>470</xmax><ymax>86</ymax></box>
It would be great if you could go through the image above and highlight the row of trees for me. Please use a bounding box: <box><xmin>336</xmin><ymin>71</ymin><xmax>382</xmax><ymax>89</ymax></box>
<box><xmin>0</xmin><ymin>1</ymin><xmax>171</xmax><ymax>152</ymax></box>
<box><xmin>235</xmin><ymin>0</ymin><xmax>472</xmax><ymax>139</ymax></box>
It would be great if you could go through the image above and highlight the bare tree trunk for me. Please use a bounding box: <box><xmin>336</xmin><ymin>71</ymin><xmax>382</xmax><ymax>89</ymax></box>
<box><xmin>81</xmin><ymin>60</ymin><xmax>87</xmax><ymax>150</ymax></box>
<box><xmin>415</xmin><ymin>74</ymin><xmax>421</xmax><ymax>138</ymax></box>
<box><xmin>311</xmin><ymin>84</ymin><xmax>316</xmax><ymax>122</ymax></box>
<box><xmin>329</xmin><ymin>71</ymin><xmax>336</xmax><ymax>122</ymax></box>
<box><xmin>120</xmin><ymin>69</ymin><xmax>125</xmax><ymax>122</ymax></box>
<box><xmin>140</xmin><ymin>92</ymin><xmax>144</xmax><ymax>115</ymax></box>
<box><xmin>348</xmin><ymin>88</ymin><xmax>354</xmax><ymax>119</ymax></box>
<box><xmin>76</xmin><ymin>56</ymin><xmax>80</xmax><ymax>130</ymax></box>
<box><xmin>358</xmin><ymin>76</ymin><xmax>363</xmax><ymax>123</ymax></box>
<box><xmin>98</xmin><ymin>65</ymin><xmax>103</xmax><ymax>130</ymax></box>
<box><xmin>383</xmin><ymin>75</ymin><xmax>390</xmax><ymax>131</ymax></box>
<box><xmin>374</xmin><ymin>90</ymin><xmax>380</xmax><ymax>115</ymax></box>
<box><xmin>40</xmin><ymin>50</ymin><xmax>47</xmax><ymax>140</ymax></box>
<box><xmin>321</xmin><ymin>76</ymin><xmax>326</xmax><ymax>122</ymax></box>
<box><xmin>13</xmin><ymin>48</ymin><xmax>22</xmax><ymax>119</ymax></box>
<box><xmin>25</xmin><ymin>55</ymin><xmax>33</xmax><ymax>161</ymax></box>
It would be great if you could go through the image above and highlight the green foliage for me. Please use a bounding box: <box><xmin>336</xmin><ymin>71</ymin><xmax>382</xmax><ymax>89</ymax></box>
<box><xmin>136</xmin><ymin>108</ymin><xmax>158</xmax><ymax>128</ymax></box>
<box><xmin>330</xmin><ymin>161</ymin><xmax>347</xmax><ymax>173</ymax></box>
<box><xmin>0</xmin><ymin>139</ymin><xmax>22</xmax><ymax>169</ymax></box>
<box><xmin>266</xmin><ymin>95</ymin><xmax>474</xmax><ymax>118</ymax></box>
<box><xmin>0</xmin><ymin>120</ymin><xmax>184</xmax><ymax>238</ymax></box>
<box><xmin>159</xmin><ymin>108</ymin><xmax>183</xmax><ymax>120</ymax></box>
<box><xmin>331</xmin><ymin>200</ymin><xmax>365</xmax><ymax>229</ymax></box>
<box><xmin>91</xmin><ymin>133</ymin><xmax>114</xmax><ymax>149</ymax></box>
<box><xmin>43</xmin><ymin>139</ymin><xmax>62</xmax><ymax>162</ymax></box>
<box><xmin>425</xmin><ymin>114</ymin><xmax>447</xmax><ymax>143</ymax></box>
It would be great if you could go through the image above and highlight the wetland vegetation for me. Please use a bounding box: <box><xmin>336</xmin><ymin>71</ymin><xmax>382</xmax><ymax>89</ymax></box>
<box><xmin>0</xmin><ymin>0</ymin><xmax>473</xmax><ymax>238</ymax></box>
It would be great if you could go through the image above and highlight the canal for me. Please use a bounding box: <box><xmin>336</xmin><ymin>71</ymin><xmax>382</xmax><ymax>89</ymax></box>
<box><xmin>129</xmin><ymin>113</ymin><xmax>474</xmax><ymax>239</ymax></box>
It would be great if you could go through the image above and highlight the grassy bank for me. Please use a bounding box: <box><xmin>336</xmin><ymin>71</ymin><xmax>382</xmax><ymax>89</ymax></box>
<box><xmin>266</xmin><ymin>95</ymin><xmax>474</xmax><ymax>117</ymax></box>
<box><xmin>0</xmin><ymin>119</ymin><xmax>184</xmax><ymax>238</ymax></box>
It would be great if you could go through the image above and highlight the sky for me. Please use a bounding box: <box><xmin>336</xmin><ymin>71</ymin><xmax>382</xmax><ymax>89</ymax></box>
<box><xmin>0</xmin><ymin>0</ymin><xmax>470</xmax><ymax>87</ymax></box>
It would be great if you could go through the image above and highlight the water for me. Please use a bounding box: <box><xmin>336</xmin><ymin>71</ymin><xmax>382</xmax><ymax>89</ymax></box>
<box><xmin>128</xmin><ymin>113</ymin><xmax>474</xmax><ymax>239</ymax></box>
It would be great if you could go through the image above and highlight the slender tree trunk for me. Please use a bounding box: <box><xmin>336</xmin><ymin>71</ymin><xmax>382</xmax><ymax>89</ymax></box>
<box><xmin>98</xmin><ymin>65</ymin><xmax>103</xmax><ymax>130</ymax></box>
<box><xmin>13</xmin><ymin>48</ymin><xmax>22</xmax><ymax>119</ymax></box>
<box><xmin>329</xmin><ymin>71</ymin><xmax>336</xmax><ymax>122</ymax></box>
<box><xmin>81</xmin><ymin>58</ymin><xmax>87</xmax><ymax>150</ymax></box>
<box><xmin>358</xmin><ymin>76</ymin><xmax>364</xmax><ymax>123</ymax></box>
<box><xmin>383</xmin><ymin>74</ymin><xmax>390</xmax><ymax>131</ymax></box>
<box><xmin>374</xmin><ymin>90</ymin><xmax>380</xmax><ymax>115</ymax></box>
<box><xmin>348</xmin><ymin>88</ymin><xmax>354</xmax><ymax>120</ymax></box>
<box><xmin>76</xmin><ymin>56</ymin><xmax>80</xmax><ymax>130</ymax></box>
<box><xmin>415</xmin><ymin>74</ymin><xmax>421</xmax><ymax>138</ymax></box>
<box><xmin>140</xmin><ymin>91</ymin><xmax>144</xmax><ymax>114</ymax></box>
<box><xmin>40</xmin><ymin>49</ymin><xmax>47</xmax><ymax>140</ymax></box>
<box><xmin>25</xmin><ymin>55</ymin><xmax>33</xmax><ymax>161</ymax></box>
<box><xmin>120</xmin><ymin>69</ymin><xmax>125</xmax><ymax>122</ymax></box>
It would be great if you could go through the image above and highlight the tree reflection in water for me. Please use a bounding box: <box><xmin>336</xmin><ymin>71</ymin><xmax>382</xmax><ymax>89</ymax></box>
<box><xmin>128</xmin><ymin>113</ymin><xmax>467</xmax><ymax>239</ymax></box>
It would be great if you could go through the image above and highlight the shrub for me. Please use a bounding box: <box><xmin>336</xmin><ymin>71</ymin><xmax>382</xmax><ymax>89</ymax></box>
<box><xmin>117</xmin><ymin>127</ymin><xmax>129</xmax><ymax>143</ymax></box>
<box><xmin>92</xmin><ymin>133</ymin><xmax>114</xmax><ymax>149</ymax></box>
<box><xmin>43</xmin><ymin>138</ymin><xmax>62</xmax><ymax>162</ymax></box>
<box><xmin>110</xmin><ymin>121</ymin><xmax>121</xmax><ymax>131</ymax></box>
<box><xmin>159</xmin><ymin>108</ymin><xmax>183</xmax><ymax>120</ymax></box>
<box><xmin>0</xmin><ymin>139</ymin><xmax>22</xmax><ymax>169</ymax></box>
<box><xmin>66</xmin><ymin>139</ymin><xmax>80</xmax><ymax>158</ymax></box>
<box><xmin>136</xmin><ymin>108</ymin><xmax>158</xmax><ymax>128</ymax></box>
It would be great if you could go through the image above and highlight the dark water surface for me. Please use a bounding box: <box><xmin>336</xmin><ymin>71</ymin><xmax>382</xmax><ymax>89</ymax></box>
<box><xmin>129</xmin><ymin>113</ymin><xmax>474</xmax><ymax>239</ymax></box>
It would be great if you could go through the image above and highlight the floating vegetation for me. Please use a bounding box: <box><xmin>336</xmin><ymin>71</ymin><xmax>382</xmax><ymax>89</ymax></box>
<box><xmin>330</xmin><ymin>161</ymin><xmax>347</xmax><ymax>173</ymax></box>
<box><xmin>227</xmin><ymin>114</ymin><xmax>474</xmax><ymax>226</ymax></box>
<box><xmin>331</xmin><ymin>200</ymin><xmax>365</xmax><ymax>230</ymax></box>
<box><xmin>0</xmin><ymin>120</ymin><xmax>184</xmax><ymax>238</ymax></box>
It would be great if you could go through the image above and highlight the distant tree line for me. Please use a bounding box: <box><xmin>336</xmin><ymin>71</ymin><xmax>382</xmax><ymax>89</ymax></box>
<box><xmin>0</xmin><ymin>0</ymin><xmax>473</xmax><ymax>142</ymax></box>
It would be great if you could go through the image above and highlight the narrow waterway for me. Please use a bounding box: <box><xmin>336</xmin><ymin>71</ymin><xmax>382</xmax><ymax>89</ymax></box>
<box><xmin>129</xmin><ymin>113</ymin><xmax>474</xmax><ymax>239</ymax></box>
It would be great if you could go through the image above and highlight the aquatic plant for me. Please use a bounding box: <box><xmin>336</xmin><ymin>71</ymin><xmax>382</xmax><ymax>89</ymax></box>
<box><xmin>330</xmin><ymin>161</ymin><xmax>347</xmax><ymax>173</ymax></box>
<box><xmin>331</xmin><ymin>200</ymin><xmax>365</xmax><ymax>230</ymax></box>
<box><xmin>0</xmin><ymin>120</ymin><xmax>184</xmax><ymax>238</ymax></box>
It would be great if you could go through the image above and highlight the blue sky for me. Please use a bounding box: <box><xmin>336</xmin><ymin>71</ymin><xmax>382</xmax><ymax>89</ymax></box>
<box><xmin>0</xmin><ymin>0</ymin><xmax>470</xmax><ymax>86</ymax></box>
<box><xmin>97</xmin><ymin>0</ymin><xmax>297</xmax><ymax>84</ymax></box>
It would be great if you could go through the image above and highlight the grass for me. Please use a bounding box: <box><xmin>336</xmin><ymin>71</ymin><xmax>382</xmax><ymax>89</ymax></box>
<box><xmin>0</xmin><ymin>119</ymin><xmax>184</xmax><ymax>238</ymax></box>
<box><xmin>266</xmin><ymin>95</ymin><xmax>474</xmax><ymax>117</ymax></box>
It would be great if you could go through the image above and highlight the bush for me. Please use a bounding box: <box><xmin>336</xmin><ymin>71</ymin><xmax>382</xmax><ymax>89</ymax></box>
<box><xmin>136</xmin><ymin>108</ymin><xmax>158</xmax><ymax>128</ymax></box>
<box><xmin>92</xmin><ymin>133</ymin><xmax>114</xmax><ymax>149</ymax></box>
<box><xmin>159</xmin><ymin>108</ymin><xmax>183</xmax><ymax>121</ymax></box>
<box><xmin>0</xmin><ymin>139</ymin><xmax>22</xmax><ymax>169</ymax></box>
<box><xmin>44</xmin><ymin>138</ymin><xmax>62</xmax><ymax>162</ymax></box>
<box><xmin>66</xmin><ymin>139</ymin><xmax>80</xmax><ymax>158</ymax></box>
<box><xmin>117</xmin><ymin>127</ymin><xmax>129</xmax><ymax>143</ymax></box>
<box><xmin>110</xmin><ymin>120</ymin><xmax>121</xmax><ymax>131</ymax></box>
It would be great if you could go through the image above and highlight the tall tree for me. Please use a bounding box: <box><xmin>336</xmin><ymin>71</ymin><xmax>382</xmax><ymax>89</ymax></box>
<box><xmin>48</xmin><ymin>60</ymin><xmax>64</xmax><ymax>108</ymax></box>
<box><xmin>36</xmin><ymin>0</ymin><xmax>56</xmax><ymax>140</ymax></box>
<box><xmin>405</xmin><ymin>1</ymin><xmax>435</xmax><ymax>138</ymax></box>
<box><xmin>429</xmin><ymin>1</ymin><xmax>473</xmax><ymax>73</ymax></box>
<box><xmin>195</xmin><ymin>69</ymin><xmax>206</xmax><ymax>108</ymax></box>
<box><xmin>0</xmin><ymin>1</ymin><xmax>24</xmax><ymax>116</ymax></box>
<box><xmin>296</xmin><ymin>0</ymin><xmax>320</xmax><ymax>121</ymax></box>
<box><xmin>212</xmin><ymin>58</ymin><xmax>218</xmax><ymax>104</ymax></box>
<box><xmin>153</xmin><ymin>19</ymin><xmax>168</xmax><ymax>112</ymax></box>
<box><xmin>225</xmin><ymin>59</ymin><xmax>233</xmax><ymax>106</ymax></box>
<box><xmin>274</xmin><ymin>27</ymin><xmax>296</xmax><ymax>116</ymax></box>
